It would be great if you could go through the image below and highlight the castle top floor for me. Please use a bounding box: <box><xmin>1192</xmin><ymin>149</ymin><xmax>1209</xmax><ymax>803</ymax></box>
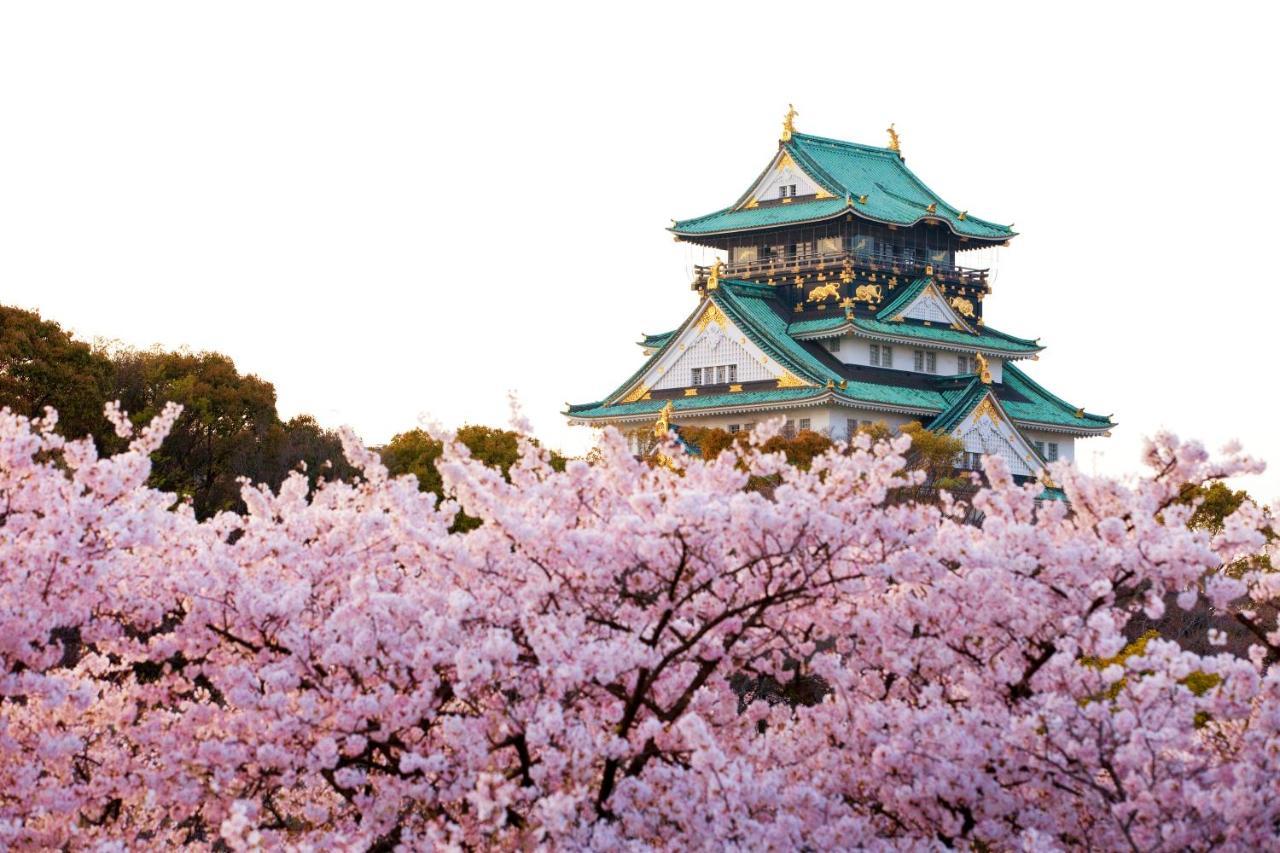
<box><xmin>671</xmin><ymin>113</ymin><xmax>1015</xmax><ymax>300</ymax></box>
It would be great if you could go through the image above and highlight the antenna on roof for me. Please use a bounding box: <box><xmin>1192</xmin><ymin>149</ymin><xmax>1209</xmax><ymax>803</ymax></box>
<box><xmin>886</xmin><ymin>123</ymin><xmax>901</xmax><ymax>154</ymax></box>
<box><xmin>780</xmin><ymin>104</ymin><xmax>798</xmax><ymax>142</ymax></box>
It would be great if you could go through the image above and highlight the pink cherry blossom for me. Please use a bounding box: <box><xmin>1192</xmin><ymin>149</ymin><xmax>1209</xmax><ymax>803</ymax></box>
<box><xmin>0</xmin><ymin>405</ymin><xmax>1277</xmax><ymax>849</ymax></box>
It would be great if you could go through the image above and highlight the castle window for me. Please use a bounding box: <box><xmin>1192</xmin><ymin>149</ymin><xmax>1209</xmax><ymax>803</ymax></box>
<box><xmin>783</xmin><ymin>420</ymin><xmax>796</xmax><ymax>438</ymax></box>
<box><xmin>1047</xmin><ymin>442</ymin><xmax>1059</xmax><ymax>461</ymax></box>
<box><xmin>728</xmin><ymin>424</ymin><xmax>740</xmax><ymax>433</ymax></box>
<box><xmin>957</xmin><ymin>353</ymin><xmax>978</xmax><ymax>374</ymax></box>
<box><xmin>799</xmin><ymin>418</ymin><xmax>811</xmax><ymax>432</ymax></box>
<box><xmin>1034</xmin><ymin>440</ymin><xmax>1045</xmax><ymax>458</ymax></box>
<box><xmin>716</xmin><ymin>366</ymin><xmax>726</xmax><ymax>384</ymax></box>
<box><xmin>871</xmin><ymin>344</ymin><xmax>893</xmax><ymax>367</ymax></box>
<box><xmin>744</xmin><ymin>422</ymin><xmax>756</xmax><ymax>431</ymax></box>
<box><xmin>817</xmin><ymin>236</ymin><xmax>841</xmax><ymax>255</ymax></box>
<box><xmin>728</xmin><ymin>364</ymin><xmax>737</xmax><ymax>382</ymax></box>
<box><xmin>822</xmin><ymin>337</ymin><xmax>841</xmax><ymax>352</ymax></box>
<box><xmin>847</xmin><ymin>418</ymin><xmax>856</xmax><ymax>437</ymax></box>
<box><xmin>778</xmin><ymin>184</ymin><xmax>797</xmax><ymax>199</ymax></box>
<box><xmin>913</xmin><ymin>350</ymin><xmax>936</xmax><ymax>373</ymax></box>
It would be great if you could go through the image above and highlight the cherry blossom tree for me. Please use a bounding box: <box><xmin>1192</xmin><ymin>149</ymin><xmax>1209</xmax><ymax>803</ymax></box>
<box><xmin>1</xmin><ymin>403</ymin><xmax>1278</xmax><ymax>849</ymax></box>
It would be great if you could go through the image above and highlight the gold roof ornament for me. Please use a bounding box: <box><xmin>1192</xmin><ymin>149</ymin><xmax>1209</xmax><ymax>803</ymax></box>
<box><xmin>886</xmin><ymin>123</ymin><xmax>901</xmax><ymax>153</ymax></box>
<box><xmin>958</xmin><ymin>210</ymin><xmax>968</xmax><ymax>221</ymax></box>
<box><xmin>707</xmin><ymin>257</ymin><xmax>723</xmax><ymax>290</ymax></box>
<box><xmin>858</xmin><ymin>193</ymin><xmax>868</xmax><ymax>205</ymax></box>
<box><xmin>975</xmin><ymin>352</ymin><xmax>992</xmax><ymax>384</ymax></box>
<box><xmin>973</xmin><ymin>396</ymin><xmax>1000</xmax><ymax>425</ymax></box>
<box><xmin>926</xmin><ymin>202</ymin><xmax>937</xmax><ymax>215</ymax></box>
<box><xmin>620</xmin><ymin>383</ymin><xmax>651</xmax><ymax>404</ymax></box>
<box><xmin>780</xmin><ymin>103</ymin><xmax>798</xmax><ymax>142</ymax></box>
<box><xmin>653</xmin><ymin>401</ymin><xmax>674</xmax><ymax>438</ymax></box>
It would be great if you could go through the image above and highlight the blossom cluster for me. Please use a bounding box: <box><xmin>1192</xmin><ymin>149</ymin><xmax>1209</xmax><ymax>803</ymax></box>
<box><xmin>1</xmin><ymin>405</ymin><xmax>1278</xmax><ymax>850</ymax></box>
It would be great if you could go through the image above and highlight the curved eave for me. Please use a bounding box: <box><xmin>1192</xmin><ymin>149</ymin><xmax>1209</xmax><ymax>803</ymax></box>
<box><xmin>567</xmin><ymin>389</ymin><xmax>941</xmax><ymax>426</ymax></box>
<box><xmin>1011</xmin><ymin>417</ymin><xmax>1116</xmax><ymax>438</ymax></box>
<box><xmin>670</xmin><ymin>203</ymin><xmax>1015</xmax><ymax>244</ymax></box>
<box><xmin>567</xmin><ymin>389</ymin><xmax>1113</xmax><ymax>436</ymax></box>
<box><xmin>670</xmin><ymin>200</ymin><xmax>850</xmax><ymax>240</ymax></box>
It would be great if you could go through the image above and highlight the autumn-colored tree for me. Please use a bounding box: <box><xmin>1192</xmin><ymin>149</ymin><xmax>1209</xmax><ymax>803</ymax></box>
<box><xmin>382</xmin><ymin>424</ymin><xmax>565</xmax><ymax>529</ymax></box>
<box><xmin>1127</xmin><ymin>479</ymin><xmax>1275</xmax><ymax>656</ymax></box>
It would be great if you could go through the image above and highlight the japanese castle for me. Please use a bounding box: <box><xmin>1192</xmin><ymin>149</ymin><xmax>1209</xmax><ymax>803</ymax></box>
<box><xmin>565</xmin><ymin>109</ymin><xmax>1112</xmax><ymax>479</ymax></box>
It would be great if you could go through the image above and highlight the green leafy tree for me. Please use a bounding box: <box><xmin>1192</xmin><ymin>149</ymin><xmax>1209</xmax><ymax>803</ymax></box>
<box><xmin>109</xmin><ymin>348</ymin><xmax>281</xmax><ymax>517</ymax></box>
<box><xmin>0</xmin><ymin>306</ymin><xmax>114</xmax><ymax>443</ymax></box>
<box><xmin>265</xmin><ymin>415</ymin><xmax>358</xmax><ymax>492</ymax></box>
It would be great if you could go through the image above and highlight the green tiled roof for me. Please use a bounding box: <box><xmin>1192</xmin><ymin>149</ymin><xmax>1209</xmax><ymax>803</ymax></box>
<box><xmin>639</xmin><ymin>331</ymin><xmax>675</xmax><ymax>349</ymax></box>
<box><xmin>672</xmin><ymin>132</ymin><xmax>1014</xmax><ymax>241</ymax></box>
<box><xmin>788</xmin><ymin>315</ymin><xmax>1041</xmax><ymax>356</ymax></box>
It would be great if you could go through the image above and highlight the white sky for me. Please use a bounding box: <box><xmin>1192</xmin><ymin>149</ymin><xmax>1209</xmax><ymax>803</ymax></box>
<box><xmin>2</xmin><ymin>2</ymin><xmax>1278</xmax><ymax>500</ymax></box>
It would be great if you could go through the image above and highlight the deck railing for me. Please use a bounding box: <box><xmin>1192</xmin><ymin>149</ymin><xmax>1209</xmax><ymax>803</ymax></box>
<box><xmin>719</xmin><ymin>248</ymin><xmax>989</xmax><ymax>289</ymax></box>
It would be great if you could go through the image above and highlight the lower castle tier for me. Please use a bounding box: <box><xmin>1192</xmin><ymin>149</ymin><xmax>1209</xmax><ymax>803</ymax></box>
<box><xmin>564</xmin><ymin>118</ymin><xmax>1113</xmax><ymax>480</ymax></box>
<box><xmin>565</xmin><ymin>275</ymin><xmax>1112</xmax><ymax>480</ymax></box>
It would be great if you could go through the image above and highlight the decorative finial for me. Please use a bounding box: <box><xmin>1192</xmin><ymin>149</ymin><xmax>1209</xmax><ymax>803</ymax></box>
<box><xmin>858</xmin><ymin>193</ymin><xmax>868</xmax><ymax>205</ymax></box>
<box><xmin>976</xmin><ymin>352</ymin><xmax>992</xmax><ymax>384</ymax></box>
<box><xmin>653</xmin><ymin>401</ymin><xmax>675</xmax><ymax>438</ymax></box>
<box><xmin>781</xmin><ymin>104</ymin><xmax>798</xmax><ymax>142</ymax></box>
<box><xmin>707</xmin><ymin>258</ymin><xmax>723</xmax><ymax>290</ymax></box>
<box><xmin>886</xmin><ymin>123</ymin><xmax>901</xmax><ymax>153</ymax></box>
<box><xmin>926</xmin><ymin>202</ymin><xmax>937</xmax><ymax>215</ymax></box>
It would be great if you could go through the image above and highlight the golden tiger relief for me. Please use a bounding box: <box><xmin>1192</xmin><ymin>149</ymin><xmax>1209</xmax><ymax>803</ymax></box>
<box><xmin>853</xmin><ymin>284</ymin><xmax>882</xmax><ymax>303</ymax></box>
<box><xmin>950</xmin><ymin>296</ymin><xmax>975</xmax><ymax>318</ymax></box>
<box><xmin>806</xmin><ymin>283</ymin><xmax>841</xmax><ymax>303</ymax></box>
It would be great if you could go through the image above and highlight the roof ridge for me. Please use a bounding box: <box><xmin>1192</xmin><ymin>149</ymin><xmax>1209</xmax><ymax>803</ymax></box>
<box><xmin>721</xmin><ymin>278</ymin><xmax>774</xmax><ymax>297</ymax></box>
<box><xmin>925</xmin><ymin>378</ymin><xmax>987</xmax><ymax>434</ymax></box>
<box><xmin>875</xmin><ymin>277</ymin><xmax>932</xmax><ymax>320</ymax></box>
<box><xmin>791</xmin><ymin>131</ymin><xmax>898</xmax><ymax>157</ymax></box>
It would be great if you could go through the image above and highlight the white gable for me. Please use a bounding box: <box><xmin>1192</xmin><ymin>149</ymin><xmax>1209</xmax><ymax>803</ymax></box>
<box><xmin>901</xmin><ymin>289</ymin><xmax>953</xmax><ymax>323</ymax></box>
<box><xmin>740</xmin><ymin>151</ymin><xmax>830</xmax><ymax>207</ymax></box>
<box><xmin>893</xmin><ymin>282</ymin><xmax>972</xmax><ymax>329</ymax></box>
<box><xmin>652</xmin><ymin>326</ymin><xmax>773</xmax><ymax>390</ymax></box>
<box><xmin>613</xmin><ymin>301</ymin><xmax>806</xmax><ymax>402</ymax></box>
<box><xmin>951</xmin><ymin>394</ymin><xmax>1045</xmax><ymax>479</ymax></box>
